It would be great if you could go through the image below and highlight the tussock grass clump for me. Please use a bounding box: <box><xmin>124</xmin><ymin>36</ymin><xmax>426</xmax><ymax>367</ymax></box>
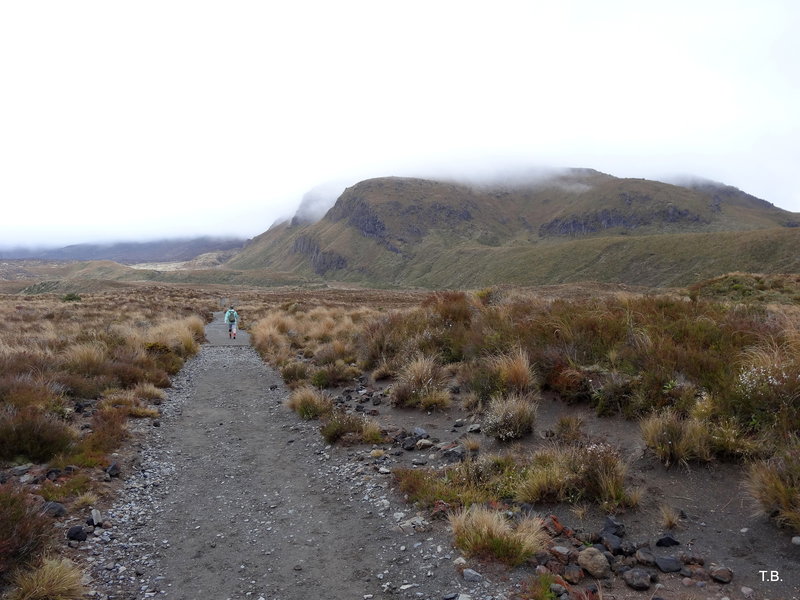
<box><xmin>516</xmin><ymin>443</ymin><xmax>634</xmax><ymax>510</ymax></box>
<box><xmin>746</xmin><ymin>436</ymin><xmax>800</xmax><ymax>532</ymax></box>
<box><xmin>659</xmin><ymin>504</ymin><xmax>681</xmax><ymax>529</ymax></box>
<box><xmin>7</xmin><ymin>557</ymin><xmax>85</xmax><ymax>600</ymax></box>
<box><xmin>61</xmin><ymin>343</ymin><xmax>107</xmax><ymax>376</ymax></box>
<box><xmin>489</xmin><ymin>347</ymin><xmax>537</xmax><ymax>394</ymax></box>
<box><xmin>640</xmin><ymin>410</ymin><xmax>713</xmax><ymax>467</ymax></box>
<box><xmin>483</xmin><ymin>393</ymin><xmax>538</xmax><ymax>441</ymax></box>
<box><xmin>309</xmin><ymin>361</ymin><xmax>360</xmax><ymax>389</ymax></box>
<box><xmin>280</xmin><ymin>361</ymin><xmax>310</xmax><ymax>385</ymax></box>
<box><xmin>391</xmin><ymin>355</ymin><xmax>451</xmax><ymax>410</ymax></box>
<box><xmin>0</xmin><ymin>407</ymin><xmax>75</xmax><ymax>463</ymax></box>
<box><xmin>449</xmin><ymin>506</ymin><xmax>547</xmax><ymax>566</ymax></box>
<box><xmin>132</xmin><ymin>382</ymin><xmax>166</xmax><ymax>401</ymax></box>
<box><xmin>286</xmin><ymin>386</ymin><xmax>333</xmax><ymax>420</ymax></box>
<box><xmin>555</xmin><ymin>415</ymin><xmax>585</xmax><ymax>444</ymax></box>
<box><xmin>0</xmin><ymin>484</ymin><xmax>53</xmax><ymax>578</ymax></box>
<box><xmin>320</xmin><ymin>410</ymin><xmax>384</xmax><ymax>445</ymax></box>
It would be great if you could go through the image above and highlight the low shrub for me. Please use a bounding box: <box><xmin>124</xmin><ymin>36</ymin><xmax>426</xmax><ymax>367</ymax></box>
<box><xmin>0</xmin><ymin>484</ymin><xmax>53</xmax><ymax>579</ymax></box>
<box><xmin>78</xmin><ymin>407</ymin><xmax>128</xmax><ymax>456</ymax></box>
<box><xmin>0</xmin><ymin>406</ymin><xmax>76</xmax><ymax>463</ymax></box>
<box><xmin>483</xmin><ymin>393</ymin><xmax>538</xmax><ymax>441</ymax></box>
<box><xmin>7</xmin><ymin>557</ymin><xmax>85</xmax><ymax>600</ymax></box>
<box><xmin>449</xmin><ymin>506</ymin><xmax>547</xmax><ymax>566</ymax></box>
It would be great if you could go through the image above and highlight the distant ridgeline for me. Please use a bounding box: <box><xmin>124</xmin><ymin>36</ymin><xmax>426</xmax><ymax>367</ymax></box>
<box><xmin>226</xmin><ymin>170</ymin><xmax>800</xmax><ymax>288</ymax></box>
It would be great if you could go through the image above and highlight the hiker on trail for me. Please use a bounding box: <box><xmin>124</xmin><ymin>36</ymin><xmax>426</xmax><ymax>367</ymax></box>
<box><xmin>224</xmin><ymin>306</ymin><xmax>239</xmax><ymax>339</ymax></box>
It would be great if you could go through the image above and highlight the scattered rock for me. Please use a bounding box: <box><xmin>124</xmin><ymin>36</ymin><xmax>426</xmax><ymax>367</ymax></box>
<box><xmin>635</xmin><ymin>548</ymin><xmax>656</xmax><ymax>566</ymax></box>
<box><xmin>600</xmin><ymin>532</ymin><xmax>622</xmax><ymax>555</ymax></box>
<box><xmin>563</xmin><ymin>564</ymin><xmax>584</xmax><ymax>584</ymax></box>
<box><xmin>462</xmin><ymin>568</ymin><xmax>483</xmax><ymax>582</ymax></box>
<box><xmin>623</xmin><ymin>568</ymin><xmax>652</xmax><ymax>590</ymax></box>
<box><xmin>441</xmin><ymin>445</ymin><xmax>466</xmax><ymax>463</ymax></box>
<box><xmin>67</xmin><ymin>525</ymin><xmax>88</xmax><ymax>542</ymax></box>
<box><xmin>466</xmin><ymin>424</ymin><xmax>481</xmax><ymax>433</ymax></box>
<box><xmin>602</xmin><ymin>516</ymin><xmax>626</xmax><ymax>538</ymax></box>
<box><xmin>41</xmin><ymin>501</ymin><xmax>67</xmax><ymax>517</ymax></box>
<box><xmin>550</xmin><ymin>546</ymin><xmax>572</xmax><ymax>564</ymax></box>
<box><xmin>655</xmin><ymin>556</ymin><xmax>682</xmax><ymax>573</ymax></box>
<box><xmin>655</xmin><ymin>534</ymin><xmax>680</xmax><ymax>547</ymax></box>
<box><xmin>578</xmin><ymin>547</ymin><xmax>611</xmax><ymax>578</ymax></box>
<box><xmin>709</xmin><ymin>565</ymin><xmax>734</xmax><ymax>584</ymax></box>
<box><xmin>105</xmin><ymin>462</ymin><xmax>121</xmax><ymax>478</ymax></box>
<box><xmin>741</xmin><ymin>586</ymin><xmax>754</xmax><ymax>598</ymax></box>
<box><xmin>398</xmin><ymin>516</ymin><xmax>431</xmax><ymax>532</ymax></box>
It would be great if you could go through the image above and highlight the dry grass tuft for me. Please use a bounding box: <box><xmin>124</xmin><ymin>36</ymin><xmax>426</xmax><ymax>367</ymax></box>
<box><xmin>640</xmin><ymin>410</ymin><xmax>713</xmax><ymax>467</ymax></box>
<box><xmin>489</xmin><ymin>347</ymin><xmax>537</xmax><ymax>394</ymax></box>
<box><xmin>449</xmin><ymin>506</ymin><xmax>547</xmax><ymax>566</ymax></box>
<box><xmin>7</xmin><ymin>557</ymin><xmax>85</xmax><ymax>600</ymax></box>
<box><xmin>286</xmin><ymin>386</ymin><xmax>333</xmax><ymax>420</ymax></box>
<box><xmin>659</xmin><ymin>504</ymin><xmax>681</xmax><ymax>529</ymax></box>
<box><xmin>746</xmin><ymin>435</ymin><xmax>800</xmax><ymax>532</ymax></box>
<box><xmin>391</xmin><ymin>354</ymin><xmax>451</xmax><ymax>410</ymax></box>
<box><xmin>483</xmin><ymin>393</ymin><xmax>538</xmax><ymax>441</ymax></box>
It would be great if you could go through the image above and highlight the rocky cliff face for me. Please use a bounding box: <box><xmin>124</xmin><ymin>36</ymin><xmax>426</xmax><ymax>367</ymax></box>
<box><xmin>291</xmin><ymin>235</ymin><xmax>347</xmax><ymax>275</ymax></box>
<box><xmin>539</xmin><ymin>205</ymin><xmax>708</xmax><ymax>237</ymax></box>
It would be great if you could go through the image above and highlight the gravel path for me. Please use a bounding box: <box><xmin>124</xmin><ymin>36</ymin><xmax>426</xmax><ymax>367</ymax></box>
<box><xmin>83</xmin><ymin>315</ymin><xmax>505</xmax><ymax>600</ymax></box>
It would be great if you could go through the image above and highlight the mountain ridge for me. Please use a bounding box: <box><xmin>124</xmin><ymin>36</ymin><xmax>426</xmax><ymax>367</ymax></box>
<box><xmin>225</xmin><ymin>170</ymin><xmax>799</xmax><ymax>287</ymax></box>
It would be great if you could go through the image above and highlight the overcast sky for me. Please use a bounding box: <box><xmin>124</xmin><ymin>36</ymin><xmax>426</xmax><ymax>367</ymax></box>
<box><xmin>1</xmin><ymin>1</ymin><xmax>798</xmax><ymax>247</ymax></box>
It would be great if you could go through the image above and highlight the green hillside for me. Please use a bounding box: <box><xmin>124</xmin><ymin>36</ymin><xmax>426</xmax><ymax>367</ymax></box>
<box><xmin>225</xmin><ymin>171</ymin><xmax>800</xmax><ymax>288</ymax></box>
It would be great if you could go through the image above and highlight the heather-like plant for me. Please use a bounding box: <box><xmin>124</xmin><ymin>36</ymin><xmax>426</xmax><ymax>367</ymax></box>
<box><xmin>0</xmin><ymin>484</ymin><xmax>53</xmax><ymax>579</ymax></box>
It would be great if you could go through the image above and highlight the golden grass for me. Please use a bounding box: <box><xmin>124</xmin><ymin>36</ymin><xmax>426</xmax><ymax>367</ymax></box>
<box><xmin>7</xmin><ymin>557</ymin><xmax>84</xmax><ymax>600</ymax></box>
<box><xmin>745</xmin><ymin>435</ymin><xmax>800</xmax><ymax>532</ymax></box>
<box><xmin>489</xmin><ymin>347</ymin><xmax>537</xmax><ymax>394</ymax></box>
<box><xmin>391</xmin><ymin>354</ymin><xmax>451</xmax><ymax>410</ymax></box>
<box><xmin>449</xmin><ymin>506</ymin><xmax>547</xmax><ymax>566</ymax></box>
<box><xmin>660</xmin><ymin>504</ymin><xmax>681</xmax><ymax>529</ymax></box>
<box><xmin>640</xmin><ymin>410</ymin><xmax>713</xmax><ymax>467</ymax></box>
<box><xmin>286</xmin><ymin>386</ymin><xmax>333</xmax><ymax>420</ymax></box>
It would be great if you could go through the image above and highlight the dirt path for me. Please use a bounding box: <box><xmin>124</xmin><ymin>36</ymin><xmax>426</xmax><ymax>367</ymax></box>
<box><xmin>87</xmin><ymin>315</ymin><xmax>474</xmax><ymax>600</ymax></box>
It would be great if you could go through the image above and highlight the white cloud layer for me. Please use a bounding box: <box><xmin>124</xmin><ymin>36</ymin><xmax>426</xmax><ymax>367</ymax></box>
<box><xmin>1</xmin><ymin>1</ymin><xmax>798</xmax><ymax>247</ymax></box>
